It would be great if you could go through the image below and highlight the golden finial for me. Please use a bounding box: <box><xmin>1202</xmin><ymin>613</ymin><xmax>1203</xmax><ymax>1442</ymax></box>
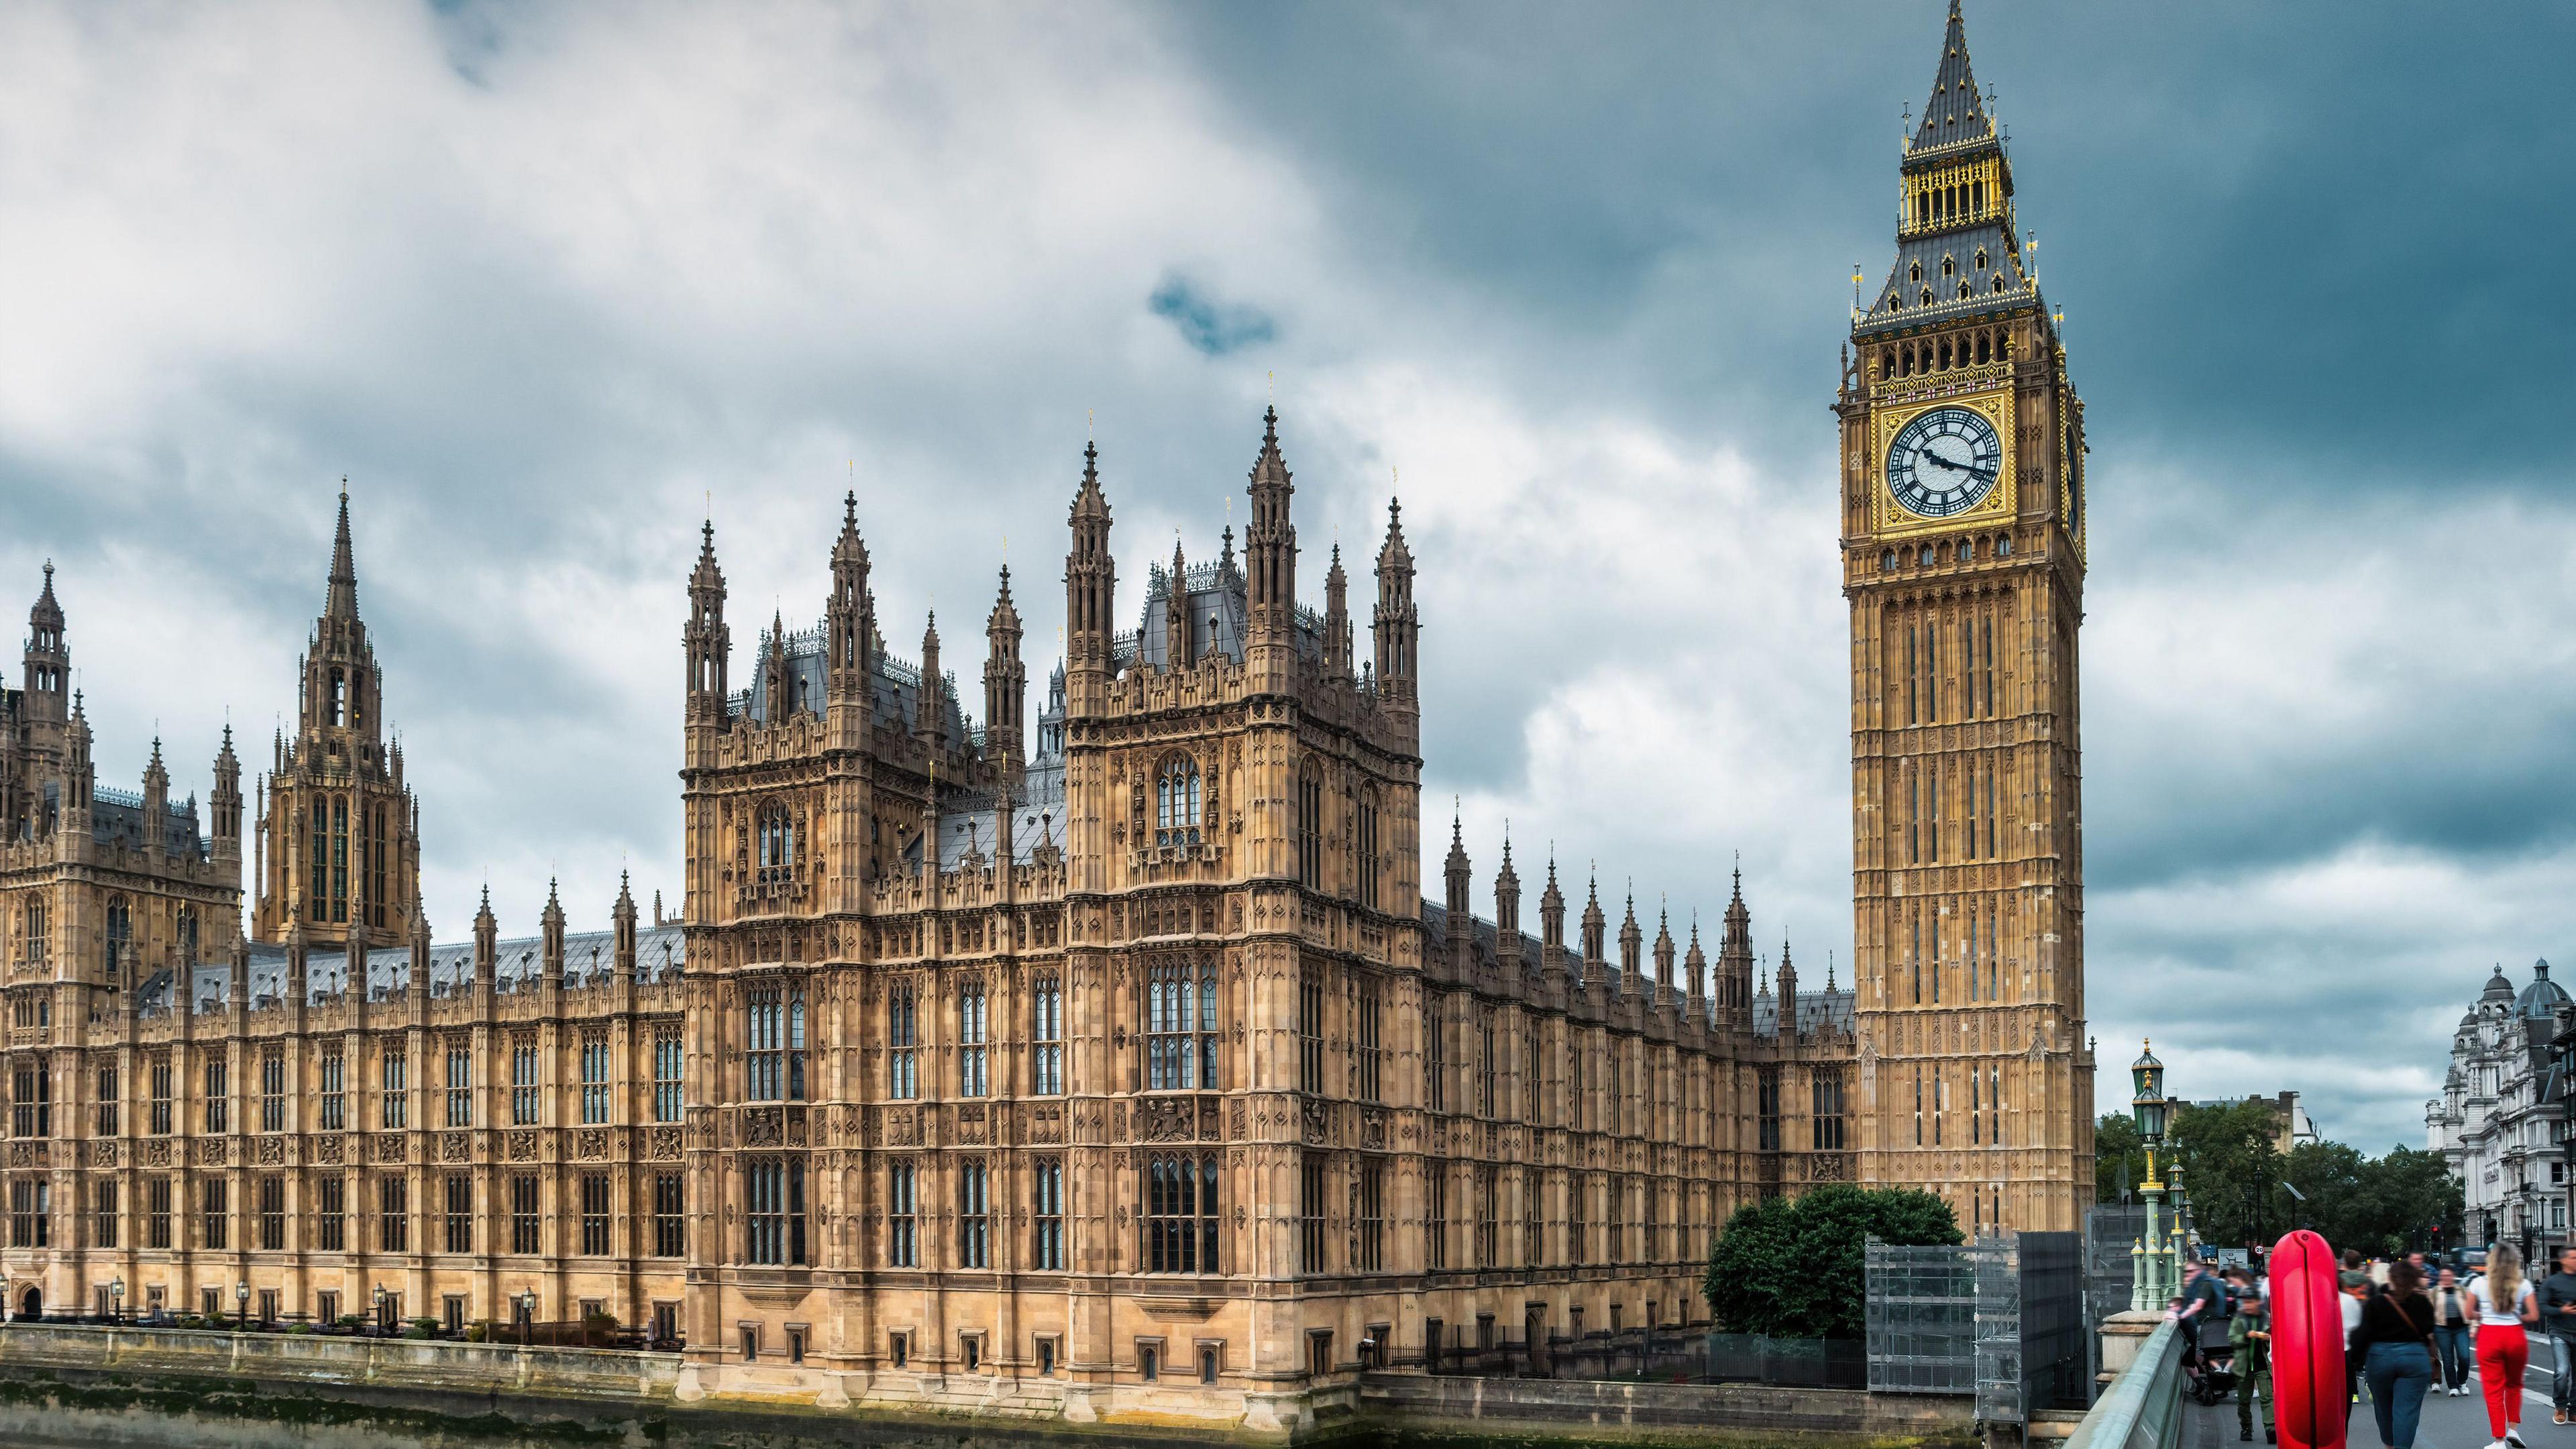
<box><xmin>1267</xmin><ymin>370</ymin><xmax>1274</xmax><ymax>403</ymax></box>
<box><xmin>1087</xmin><ymin>408</ymin><xmax>1093</xmax><ymax>441</ymax></box>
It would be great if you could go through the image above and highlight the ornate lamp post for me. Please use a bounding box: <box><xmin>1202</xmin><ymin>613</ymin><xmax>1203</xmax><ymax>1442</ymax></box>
<box><xmin>2129</xmin><ymin>1041</ymin><xmax>2174</xmax><ymax>1311</ymax></box>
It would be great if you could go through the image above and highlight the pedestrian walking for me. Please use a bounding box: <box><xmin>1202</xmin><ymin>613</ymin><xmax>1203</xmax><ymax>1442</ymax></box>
<box><xmin>2343</xmin><ymin>1271</ymin><xmax>2373</xmax><ymax>1410</ymax></box>
<box><xmin>2226</xmin><ymin>1267</ymin><xmax>2274</xmax><ymax>1444</ymax></box>
<box><xmin>2355</xmin><ymin>1260</ymin><xmax>2438</xmax><ymax>1449</ymax></box>
<box><xmin>2434</xmin><ymin>1268</ymin><xmax>2475</xmax><ymax>1396</ymax></box>
<box><xmin>2467</xmin><ymin>1242</ymin><xmax>2540</xmax><ymax>1449</ymax></box>
<box><xmin>2536</xmin><ymin>1246</ymin><xmax>2576</xmax><ymax>1423</ymax></box>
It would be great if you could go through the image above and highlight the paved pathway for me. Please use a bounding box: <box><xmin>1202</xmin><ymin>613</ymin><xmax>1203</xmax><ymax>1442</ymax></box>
<box><xmin>2184</xmin><ymin>1355</ymin><xmax>2571</xmax><ymax>1449</ymax></box>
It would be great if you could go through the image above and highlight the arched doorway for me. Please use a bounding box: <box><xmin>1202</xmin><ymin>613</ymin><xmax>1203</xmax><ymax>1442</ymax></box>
<box><xmin>17</xmin><ymin>1286</ymin><xmax>39</xmax><ymax>1321</ymax></box>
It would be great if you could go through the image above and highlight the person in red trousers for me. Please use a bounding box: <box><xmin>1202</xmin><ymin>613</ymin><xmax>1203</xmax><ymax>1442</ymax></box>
<box><xmin>2467</xmin><ymin>1244</ymin><xmax>2541</xmax><ymax>1449</ymax></box>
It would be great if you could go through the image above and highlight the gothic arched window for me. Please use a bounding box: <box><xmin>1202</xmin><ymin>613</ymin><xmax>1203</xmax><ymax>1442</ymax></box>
<box><xmin>1155</xmin><ymin>756</ymin><xmax>1201</xmax><ymax>849</ymax></box>
<box><xmin>329</xmin><ymin>669</ymin><xmax>347</xmax><ymax>728</ymax></box>
<box><xmin>757</xmin><ymin>804</ymin><xmax>796</xmax><ymax>881</ymax></box>
<box><xmin>1144</xmin><ymin>1152</ymin><xmax>1220</xmax><ymax>1273</ymax></box>
<box><xmin>1297</xmin><ymin>765</ymin><xmax>1324</xmax><ymax>890</ymax></box>
<box><xmin>1356</xmin><ymin>788</ymin><xmax>1381</xmax><ymax>912</ymax></box>
<box><xmin>105</xmin><ymin>896</ymin><xmax>131</xmax><ymax>975</ymax></box>
<box><xmin>1146</xmin><ymin>957</ymin><xmax>1219</xmax><ymax>1091</ymax></box>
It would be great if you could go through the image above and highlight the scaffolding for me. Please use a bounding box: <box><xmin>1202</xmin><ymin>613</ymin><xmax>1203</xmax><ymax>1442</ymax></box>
<box><xmin>1866</xmin><ymin>1232</ymin><xmax>2089</xmax><ymax>1424</ymax></box>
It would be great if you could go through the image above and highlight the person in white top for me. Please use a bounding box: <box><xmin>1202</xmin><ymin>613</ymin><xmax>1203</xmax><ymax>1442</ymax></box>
<box><xmin>2466</xmin><ymin>1244</ymin><xmax>2542</xmax><ymax>1449</ymax></box>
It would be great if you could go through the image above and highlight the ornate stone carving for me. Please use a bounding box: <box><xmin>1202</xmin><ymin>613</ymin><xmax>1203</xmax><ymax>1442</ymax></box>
<box><xmin>309</xmin><ymin>1135</ymin><xmax>340</xmax><ymax>1166</ymax></box>
<box><xmin>507</xmin><ymin>1130</ymin><xmax>538</xmax><ymax>1163</ymax></box>
<box><xmin>649</xmin><ymin>1126</ymin><xmax>683</xmax><ymax>1161</ymax></box>
<box><xmin>576</xmin><ymin>1128</ymin><xmax>610</xmax><ymax>1161</ymax></box>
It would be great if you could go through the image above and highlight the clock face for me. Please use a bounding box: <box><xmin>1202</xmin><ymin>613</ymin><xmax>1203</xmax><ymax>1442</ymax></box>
<box><xmin>1886</xmin><ymin>406</ymin><xmax>2003</xmax><ymax>519</ymax></box>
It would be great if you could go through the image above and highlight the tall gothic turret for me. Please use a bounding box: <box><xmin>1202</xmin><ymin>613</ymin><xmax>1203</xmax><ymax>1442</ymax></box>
<box><xmin>1063</xmin><ymin>441</ymin><xmax>1115</xmax><ymax>712</ymax></box>
<box><xmin>826</xmin><ymin>492</ymin><xmax>871</xmax><ymax>708</ymax></box>
<box><xmin>1323</xmin><ymin>544</ymin><xmax>1351</xmax><ymax>679</ymax></box>
<box><xmin>211</xmin><ymin>725</ymin><xmax>243</xmax><ymax>874</ymax></box>
<box><xmin>984</xmin><ymin>567</ymin><xmax>1026</xmax><ymax>783</ymax></box>
<box><xmin>1719</xmin><ymin>866</ymin><xmax>1755</xmax><ymax>1022</ymax></box>
<box><xmin>1540</xmin><ymin>855</ymin><xmax>1566</xmax><ymax>959</ymax></box>
<box><xmin>1579</xmin><ymin>875</ymin><xmax>1605</xmax><ymax>973</ymax></box>
<box><xmin>1163</xmin><ymin>537</ymin><xmax>1192</xmax><ymax>669</ymax></box>
<box><xmin>141</xmin><ymin>737</ymin><xmax>169</xmax><ymax>857</ymax></box>
<box><xmin>1372</xmin><ymin>498</ymin><xmax>1418</xmax><ymax>714</ymax></box>
<box><xmin>685</xmin><ymin>520</ymin><xmax>731</xmax><ymax>724</ymax></box>
<box><xmin>915</xmin><ymin>612</ymin><xmax>944</xmax><ymax>747</ymax></box>
<box><xmin>1494</xmin><ymin>837</ymin><xmax>1523</xmax><ymax>979</ymax></box>
<box><xmin>22</xmin><ymin>562</ymin><xmax>66</xmax><ymax>732</ymax></box>
<box><xmin>1685</xmin><ymin>919</ymin><xmax>1708</xmax><ymax>1008</ymax></box>
<box><xmin>1653</xmin><ymin>908</ymin><xmax>1675</xmax><ymax>997</ymax></box>
<box><xmin>1244</xmin><ymin>407</ymin><xmax>1297</xmax><ymax>688</ymax></box>
<box><xmin>1617</xmin><ymin>889</ymin><xmax>1643</xmax><ymax>992</ymax></box>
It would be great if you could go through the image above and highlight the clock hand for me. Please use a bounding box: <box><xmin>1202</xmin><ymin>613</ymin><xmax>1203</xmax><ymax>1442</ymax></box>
<box><xmin>1917</xmin><ymin>449</ymin><xmax>1964</xmax><ymax>474</ymax></box>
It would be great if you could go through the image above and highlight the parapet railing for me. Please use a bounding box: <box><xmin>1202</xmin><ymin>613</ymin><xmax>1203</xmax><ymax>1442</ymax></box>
<box><xmin>2063</xmin><ymin>1318</ymin><xmax>2183</xmax><ymax>1449</ymax></box>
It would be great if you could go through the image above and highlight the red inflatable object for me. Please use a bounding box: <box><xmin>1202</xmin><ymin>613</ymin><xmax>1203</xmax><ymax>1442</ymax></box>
<box><xmin>2268</xmin><ymin>1229</ymin><xmax>2347</xmax><ymax>1449</ymax></box>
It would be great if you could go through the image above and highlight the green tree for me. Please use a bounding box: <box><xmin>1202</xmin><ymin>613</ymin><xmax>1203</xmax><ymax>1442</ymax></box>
<box><xmin>2274</xmin><ymin>1141</ymin><xmax>2462</xmax><ymax>1258</ymax></box>
<box><xmin>2096</xmin><ymin>1112</ymin><xmax>2143</xmax><ymax>1205</ymax></box>
<box><xmin>1703</xmin><ymin>1185</ymin><xmax>1962</xmax><ymax>1340</ymax></box>
<box><xmin>2169</xmin><ymin>1100</ymin><xmax>2286</xmax><ymax>1251</ymax></box>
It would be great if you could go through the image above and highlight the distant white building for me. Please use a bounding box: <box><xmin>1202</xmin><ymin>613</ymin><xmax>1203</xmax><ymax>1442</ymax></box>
<box><xmin>2429</xmin><ymin>960</ymin><xmax>2569</xmax><ymax>1263</ymax></box>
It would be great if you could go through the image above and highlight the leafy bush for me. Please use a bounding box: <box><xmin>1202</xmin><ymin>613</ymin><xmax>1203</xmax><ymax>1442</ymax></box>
<box><xmin>1702</xmin><ymin>1184</ymin><xmax>1962</xmax><ymax>1340</ymax></box>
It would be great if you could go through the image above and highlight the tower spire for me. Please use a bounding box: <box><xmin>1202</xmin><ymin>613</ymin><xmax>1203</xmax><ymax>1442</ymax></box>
<box><xmin>327</xmin><ymin>478</ymin><xmax>359</xmax><ymax>621</ymax></box>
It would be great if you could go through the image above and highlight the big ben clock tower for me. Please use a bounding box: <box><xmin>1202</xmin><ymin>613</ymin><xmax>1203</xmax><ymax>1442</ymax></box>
<box><xmin>1840</xmin><ymin>1</ymin><xmax>2094</xmax><ymax>1232</ymax></box>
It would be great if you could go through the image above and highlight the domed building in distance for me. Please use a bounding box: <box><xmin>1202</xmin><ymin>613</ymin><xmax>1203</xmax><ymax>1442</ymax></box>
<box><xmin>2428</xmin><ymin>959</ymin><xmax>2570</xmax><ymax>1264</ymax></box>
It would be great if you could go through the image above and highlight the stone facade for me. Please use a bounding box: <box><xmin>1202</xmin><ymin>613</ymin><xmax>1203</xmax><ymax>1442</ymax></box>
<box><xmin>2428</xmin><ymin>961</ymin><xmax>2569</xmax><ymax>1265</ymax></box>
<box><xmin>1837</xmin><ymin>0</ymin><xmax>2096</xmax><ymax>1231</ymax></box>
<box><xmin>672</xmin><ymin>419</ymin><xmax>1856</xmax><ymax>1417</ymax></box>
<box><xmin>0</xmin><ymin>498</ymin><xmax>689</xmax><ymax>1338</ymax></box>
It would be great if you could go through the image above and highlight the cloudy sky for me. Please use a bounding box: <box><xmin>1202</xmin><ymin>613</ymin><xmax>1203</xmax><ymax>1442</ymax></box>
<box><xmin>3</xmin><ymin>1</ymin><xmax>2569</xmax><ymax>1150</ymax></box>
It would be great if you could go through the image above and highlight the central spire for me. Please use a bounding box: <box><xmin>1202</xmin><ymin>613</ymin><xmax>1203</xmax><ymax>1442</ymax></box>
<box><xmin>326</xmin><ymin>480</ymin><xmax>360</xmax><ymax>621</ymax></box>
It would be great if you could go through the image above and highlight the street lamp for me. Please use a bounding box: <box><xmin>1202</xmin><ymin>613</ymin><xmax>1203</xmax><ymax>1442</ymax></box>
<box><xmin>372</xmin><ymin>1285</ymin><xmax>388</xmax><ymax>1336</ymax></box>
<box><xmin>107</xmin><ymin>1279</ymin><xmax>123</xmax><ymax>1326</ymax></box>
<box><xmin>2131</xmin><ymin>1040</ymin><xmax>2176</xmax><ymax>1311</ymax></box>
<box><xmin>517</xmin><ymin>1291</ymin><xmax>537</xmax><ymax>1349</ymax></box>
<box><xmin>235</xmin><ymin>1281</ymin><xmax>250</xmax><ymax>1332</ymax></box>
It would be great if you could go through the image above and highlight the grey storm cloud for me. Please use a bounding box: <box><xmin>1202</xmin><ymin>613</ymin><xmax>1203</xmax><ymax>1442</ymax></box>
<box><xmin>1</xmin><ymin>0</ymin><xmax>2569</xmax><ymax>1152</ymax></box>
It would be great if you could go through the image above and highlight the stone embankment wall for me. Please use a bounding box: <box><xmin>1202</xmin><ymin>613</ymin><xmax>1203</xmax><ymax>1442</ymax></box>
<box><xmin>0</xmin><ymin>1324</ymin><xmax>1973</xmax><ymax>1449</ymax></box>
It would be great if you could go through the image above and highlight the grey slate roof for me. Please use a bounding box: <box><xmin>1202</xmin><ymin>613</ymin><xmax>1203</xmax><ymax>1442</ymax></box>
<box><xmin>732</xmin><ymin>624</ymin><xmax>968</xmax><ymax>743</ymax></box>
<box><xmin>161</xmin><ymin>923</ymin><xmax>688</xmax><ymax>1016</ymax></box>
<box><xmin>1752</xmin><ymin>987</ymin><xmax>1856</xmax><ymax>1040</ymax></box>
<box><xmin>1909</xmin><ymin>1</ymin><xmax>1992</xmax><ymax>157</ymax></box>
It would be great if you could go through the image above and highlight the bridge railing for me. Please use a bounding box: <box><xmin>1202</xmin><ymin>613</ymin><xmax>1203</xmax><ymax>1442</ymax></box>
<box><xmin>2063</xmin><ymin>1318</ymin><xmax>2184</xmax><ymax>1449</ymax></box>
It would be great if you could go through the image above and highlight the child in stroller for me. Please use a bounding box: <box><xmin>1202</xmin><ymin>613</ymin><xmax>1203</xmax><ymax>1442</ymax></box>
<box><xmin>2176</xmin><ymin>1295</ymin><xmax>2241</xmax><ymax>1405</ymax></box>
